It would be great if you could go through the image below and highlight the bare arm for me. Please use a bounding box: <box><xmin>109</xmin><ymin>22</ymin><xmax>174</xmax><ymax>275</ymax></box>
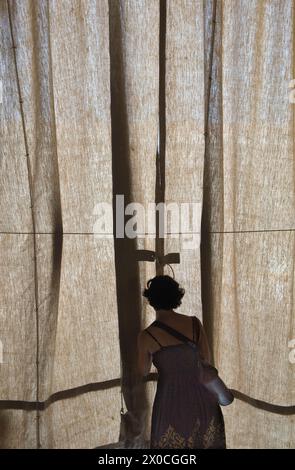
<box><xmin>195</xmin><ymin>318</ymin><xmax>234</xmax><ymax>406</ymax></box>
<box><xmin>196</xmin><ymin>317</ymin><xmax>212</xmax><ymax>364</ymax></box>
<box><xmin>136</xmin><ymin>331</ymin><xmax>152</xmax><ymax>377</ymax></box>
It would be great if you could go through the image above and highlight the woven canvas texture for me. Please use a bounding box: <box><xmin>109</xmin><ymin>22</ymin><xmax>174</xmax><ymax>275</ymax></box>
<box><xmin>0</xmin><ymin>0</ymin><xmax>294</xmax><ymax>448</ymax></box>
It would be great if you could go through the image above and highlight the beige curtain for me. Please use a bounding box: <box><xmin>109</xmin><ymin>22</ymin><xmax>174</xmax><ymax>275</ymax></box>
<box><xmin>0</xmin><ymin>0</ymin><xmax>294</xmax><ymax>448</ymax></box>
<box><xmin>203</xmin><ymin>0</ymin><xmax>295</xmax><ymax>448</ymax></box>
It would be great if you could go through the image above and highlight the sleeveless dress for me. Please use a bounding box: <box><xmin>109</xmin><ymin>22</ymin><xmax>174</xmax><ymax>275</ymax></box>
<box><xmin>145</xmin><ymin>317</ymin><xmax>226</xmax><ymax>449</ymax></box>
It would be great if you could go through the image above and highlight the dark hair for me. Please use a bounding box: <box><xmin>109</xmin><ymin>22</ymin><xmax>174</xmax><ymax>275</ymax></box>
<box><xmin>142</xmin><ymin>275</ymin><xmax>185</xmax><ymax>310</ymax></box>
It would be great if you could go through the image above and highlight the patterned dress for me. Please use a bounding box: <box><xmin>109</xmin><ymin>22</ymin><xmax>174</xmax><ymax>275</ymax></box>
<box><xmin>145</xmin><ymin>317</ymin><xmax>226</xmax><ymax>449</ymax></box>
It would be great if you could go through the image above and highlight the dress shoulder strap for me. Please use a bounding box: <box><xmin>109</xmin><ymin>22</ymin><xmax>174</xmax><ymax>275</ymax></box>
<box><xmin>153</xmin><ymin>320</ymin><xmax>197</xmax><ymax>346</ymax></box>
<box><xmin>145</xmin><ymin>329</ymin><xmax>163</xmax><ymax>348</ymax></box>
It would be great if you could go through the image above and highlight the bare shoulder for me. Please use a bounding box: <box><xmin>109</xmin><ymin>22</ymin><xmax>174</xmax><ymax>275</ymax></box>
<box><xmin>137</xmin><ymin>328</ymin><xmax>153</xmax><ymax>346</ymax></box>
<box><xmin>177</xmin><ymin>313</ymin><xmax>202</xmax><ymax>324</ymax></box>
<box><xmin>137</xmin><ymin>330</ymin><xmax>149</xmax><ymax>350</ymax></box>
<box><xmin>193</xmin><ymin>315</ymin><xmax>203</xmax><ymax>325</ymax></box>
<box><xmin>180</xmin><ymin>313</ymin><xmax>196</xmax><ymax>320</ymax></box>
<box><xmin>137</xmin><ymin>329</ymin><xmax>149</xmax><ymax>341</ymax></box>
<box><xmin>139</xmin><ymin>314</ymin><xmax>201</xmax><ymax>338</ymax></box>
<box><xmin>189</xmin><ymin>314</ymin><xmax>203</xmax><ymax>331</ymax></box>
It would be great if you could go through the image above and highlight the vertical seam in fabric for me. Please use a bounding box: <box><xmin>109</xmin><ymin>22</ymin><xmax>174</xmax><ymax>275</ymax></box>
<box><xmin>46</xmin><ymin>0</ymin><xmax>64</xmax><ymax>411</ymax></box>
<box><xmin>7</xmin><ymin>0</ymin><xmax>41</xmax><ymax>449</ymax></box>
<box><xmin>217</xmin><ymin>0</ymin><xmax>225</xmax><ymax>366</ymax></box>
<box><xmin>156</xmin><ymin>0</ymin><xmax>167</xmax><ymax>276</ymax></box>
<box><xmin>204</xmin><ymin>0</ymin><xmax>217</xmax><ymax>133</ymax></box>
<box><xmin>220</xmin><ymin>0</ymin><xmax>224</xmax><ymax>233</ymax></box>
<box><xmin>201</xmin><ymin>0</ymin><xmax>217</xmax><ymax>360</ymax></box>
<box><xmin>291</xmin><ymin>0</ymin><xmax>295</xmax><ymax>347</ymax></box>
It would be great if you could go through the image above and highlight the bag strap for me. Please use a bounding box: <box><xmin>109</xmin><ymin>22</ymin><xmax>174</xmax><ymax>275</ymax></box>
<box><xmin>152</xmin><ymin>320</ymin><xmax>197</xmax><ymax>349</ymax></box>
<box><xmin>145</xmin><ymin>329</ymin><xmax>163</xmax><ymax>347</ymax></box>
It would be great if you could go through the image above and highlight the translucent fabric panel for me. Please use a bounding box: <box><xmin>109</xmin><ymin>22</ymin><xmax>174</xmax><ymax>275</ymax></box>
<box><xmin>223</xmin><ymin>399</ymin><xmax>294</xmax><ymax>449</ymax></box>
<box><xmin>210</xmin><ymin>231</ymin><xmax>295</xmax><ymax>405</ymax></box>
<box><xmin>108</xmin><ymin>0</ymin><xmax>158</xmax><ymax>447</ymax></box>
<box><xmin>1</xmin><ymin>0</ymin><xmax>120</xmax><ymax>448</ymax></box>
<box><xmin>164</xmin><ymin>0</ymin><xmax>204</xmax><ymax>318</ymax></box>
<box><xmin>0</xmin><ymin>234</ymin><xmax>36</xmax><ymax>401</ymax></box>
<box><xmin>203</xmin><ymin>0</ymin><xmax>295</xmax><ymax>448</ymax></box>
<box><xmin>108</xmin><ymin>0</ymin><xmax>158</xmax><ymax>320</ymax></box>
<box><xmin>40</xmin><ymin>388</ymin><xmax>121</xmax><ymax>449</ymax></box>
<box><xmin>220</xmin><ymin>0</ymin><xmax>294</xmax><ymax>232</ymax></box>
<box><xmin>0</xmin><ymin>1</ymin><xmax>31</xmax><ymax>232</ymax></box>
<box><xmin>0</xmin><ymin>410</ymin><xmax>36</xmax><ymax>449</ymax></box>
<box><xmin>0</xmin><ymin>0</ymin><xmax>294</xmax><ymax>450</ymax></box>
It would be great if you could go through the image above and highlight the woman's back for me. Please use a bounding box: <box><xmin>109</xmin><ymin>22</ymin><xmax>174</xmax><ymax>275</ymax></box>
<box><xmin>144</xmin><ymin>314</ymin><xmax>226</xmax><ymax>449</ymax></box>
<box><xmin>144</xmin><ymin>312</ymin><xmax>211</xmax><ymax>363</ymax></box>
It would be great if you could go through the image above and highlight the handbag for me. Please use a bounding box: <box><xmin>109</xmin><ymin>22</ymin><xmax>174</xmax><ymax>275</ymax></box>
<box><xmin>152</xmin><ymin>320</ymin><xmax>234</xmax><ymax>406</ymax></box>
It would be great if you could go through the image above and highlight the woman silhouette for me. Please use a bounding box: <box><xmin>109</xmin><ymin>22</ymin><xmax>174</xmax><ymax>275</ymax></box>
<box><xmin>137</xmin><ymin>275</ymin><xmax>233</xmax><ymax>449</ymax></box>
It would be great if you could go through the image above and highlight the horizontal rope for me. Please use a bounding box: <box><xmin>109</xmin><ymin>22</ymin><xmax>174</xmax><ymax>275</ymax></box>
<box><xmin>0</xmin><ymin>375</ymin><xmax>294</xmax><ymax>415</ymax></box>
<box><xmin>0</xmin><ymin>228</ymin><xmax>295</xmax><ymax>235</ymax></box>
